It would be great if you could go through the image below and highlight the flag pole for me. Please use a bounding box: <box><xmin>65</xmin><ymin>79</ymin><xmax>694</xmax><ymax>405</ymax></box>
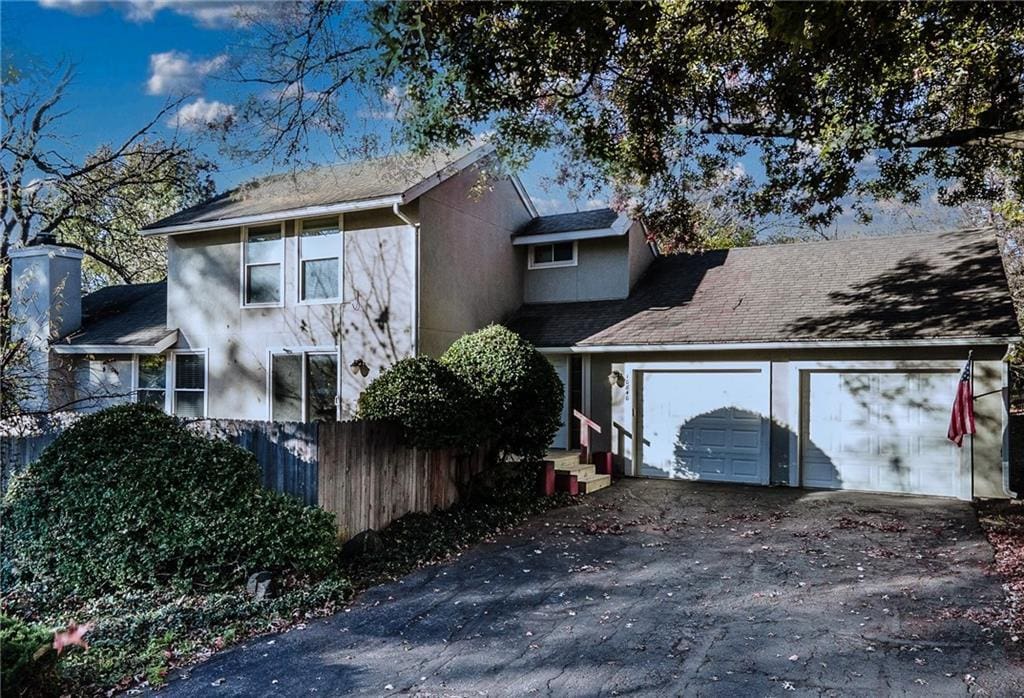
<box><xmin>969</xmin><ymin>349</ymin><xmax>975</xmax><ymax>501</ymax></box>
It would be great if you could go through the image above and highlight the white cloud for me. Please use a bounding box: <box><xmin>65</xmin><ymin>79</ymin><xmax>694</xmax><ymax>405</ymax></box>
<box><xmin>357</xmin><ymin>86</ymin><xmax>405</xmax><ymax>121</ymax></box>
<box><xmin>146</xmin><ymin>51</ymin><xmax>227</xmax><ymax>96</ymax></box>
<box><xmin>168</xmin><ymin>98</ymin><xmax>235</xmax><ymax>131</ymax></box>
<box><xmin>38</xmin><ymin>0</ymin><xmax>98</xmax><ymax>14</ymax></box>
<box><xmin>39</xmin><ymin>0</ymin><xmax>268</xmax><ymax>28</ymax></box>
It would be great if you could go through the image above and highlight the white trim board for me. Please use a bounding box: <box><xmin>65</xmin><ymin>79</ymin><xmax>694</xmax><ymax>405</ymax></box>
<box><xmin>535</xmin><ymin>337</ymin><xmax>1020</xmax><ymax>353</ymax></box>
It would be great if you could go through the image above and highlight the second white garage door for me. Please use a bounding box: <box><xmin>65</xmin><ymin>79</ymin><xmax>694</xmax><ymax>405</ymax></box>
<box><xmin>638</xmin><ymin>367</ymin><xmax>770</xmax><ymax>484</ymax></box>
<box><xmin>802</xmin><ymin>370</ymin><xmax>964</xmax><ymax>498</ymax></box>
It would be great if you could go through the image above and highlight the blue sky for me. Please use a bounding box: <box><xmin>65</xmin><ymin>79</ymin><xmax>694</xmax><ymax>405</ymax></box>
<box><xmin>1</xmin><ymin>0</ymin><xmax>598</xmax><ymax>214</ymax></box>
<box><xmin>2</xmin><ymin>0</ymin><xmax>961</xmax><ymax>233</ymax></box>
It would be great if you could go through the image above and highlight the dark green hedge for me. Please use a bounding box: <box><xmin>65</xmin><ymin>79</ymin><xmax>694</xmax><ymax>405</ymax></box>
<box><xmin>1</xmin><ymin>404</ymin><xmax>338</xmax><ymax>599</ymax></box>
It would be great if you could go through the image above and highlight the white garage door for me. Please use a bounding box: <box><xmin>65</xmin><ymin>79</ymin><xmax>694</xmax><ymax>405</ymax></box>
<box><xmin>802</xmin><ymin>370</ymin><xmax>963</xmax><ymax>497</ymax></box>
<box><xmin>638</xmin><ymin>367</ymin><xmax>770</xmax><ymax>484</ymax></box>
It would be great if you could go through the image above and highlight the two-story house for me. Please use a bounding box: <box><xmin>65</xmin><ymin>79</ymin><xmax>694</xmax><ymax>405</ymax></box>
<box><xmin>9</xmin><ymin>144</ymin><xmax>1020</xmax><ymax>500</ymax></box>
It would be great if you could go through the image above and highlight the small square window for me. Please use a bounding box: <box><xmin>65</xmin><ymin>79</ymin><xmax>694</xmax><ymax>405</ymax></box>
<box><xmin>529</xmin><ymin>241</ymin><xmax>577</xmax><ymax>269</ymax></box>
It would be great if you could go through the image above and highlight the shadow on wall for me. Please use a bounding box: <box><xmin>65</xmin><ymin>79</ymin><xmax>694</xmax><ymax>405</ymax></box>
<box><xmin>637</xmin><ymin>407</ymin><xmax>842</xmax><ymax>488</ymax></box>
<box><xmin>786</xmin><ymin>232</ymin><xmax>1017</xmax><ymax>339</ymax></box>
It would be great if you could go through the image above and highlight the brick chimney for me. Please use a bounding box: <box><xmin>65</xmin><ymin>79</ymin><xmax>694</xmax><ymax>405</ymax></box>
<box><xmin>8</xmin><ymin>237</ymin><xmax>83</xmax><ymax>413</ymax></box>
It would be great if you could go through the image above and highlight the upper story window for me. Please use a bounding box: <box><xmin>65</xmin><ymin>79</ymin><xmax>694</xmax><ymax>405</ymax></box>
<box><xmin>298</xmin><ymin>217</ymin><xmax>342</xmax><ymax>302</ymax></box>
<box><xmin>528</xmin><ymin>241</ymin><xmax>577</xmax><ymax>269</ymax></box>
<box><xmin>243</xmin><ymin>223</ymin><xmax>284</xmax><ymax>306</ymax></box>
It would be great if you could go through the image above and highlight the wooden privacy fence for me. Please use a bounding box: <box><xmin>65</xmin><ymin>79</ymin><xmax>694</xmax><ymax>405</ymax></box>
<box><xmin>318</xmin><ymin>420</ymin><xmax>488</xmax><ymax>539</ymax></box>
<box><xmin>2</xmin><ymin>418</ymin><xmax>489</xmax><ymax>540</ymax></box>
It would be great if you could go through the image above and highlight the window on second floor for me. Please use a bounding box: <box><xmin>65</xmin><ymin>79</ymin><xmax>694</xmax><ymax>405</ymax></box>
<box><xmin>298</xmin><ymin>217</ymin><xmax>341</xmax><ymax>302</ymax></box>
<box><xmin>243</xmin><ymin>224</ymin><xmax>284</xmax><ymax>306</ymax></box>
<box><xmin>528</xmin><ymin>241</ymin><xmax>577</xmax><ymax>269</ymax></box>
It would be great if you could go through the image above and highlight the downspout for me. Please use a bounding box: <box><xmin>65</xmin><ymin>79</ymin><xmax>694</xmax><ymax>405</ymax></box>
<box><xmin>393</xmin><ymin>202</ymin><xmax>420</xmax><ymax>356</ymax></box>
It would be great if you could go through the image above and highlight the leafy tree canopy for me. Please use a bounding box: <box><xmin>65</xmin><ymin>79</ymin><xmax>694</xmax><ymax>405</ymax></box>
<box><xmin>236</xmin><ymin>1</ymin><xmax>1024</xmax><ymax>247</ymax></box>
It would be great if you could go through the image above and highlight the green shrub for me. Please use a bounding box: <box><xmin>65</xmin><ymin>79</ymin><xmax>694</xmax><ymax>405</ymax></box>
<box><xmin>1</xmin><ymin>614</ymin><xmax>58</xmax><ymax>697</ymax></box>
<box><xmin>2</xmin><ymin>404</ymin><xmax>337</xmax><ymax>599</ymax></box>
<box><xmin>357</xmin><ymin>356</ymin><xmax>482</xmax><ymax>450</ymax></box>
<box><xmin>441</xmin><ymin>325</ymin><xmax>563</xmax><ymax>461</ymax></box>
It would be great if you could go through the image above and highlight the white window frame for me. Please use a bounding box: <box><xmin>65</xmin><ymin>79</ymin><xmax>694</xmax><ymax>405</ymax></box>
<box><xmin>266</xmin><ymin>346</ymin><xmax>341</xmax><ymax>422</ymax></box>
<box><xmin>170</xmin><ymin>349</ymin><xmax>209</xmax><ymax>418</ymax></box>
<box><xmin>132</xmin><ymin>353</ymin><xmax>170</xmax><ymax>412</ymax></box>
<box><xmin>241</xmin><ymin>222</ymin><xmax>286</xmax><ymax>308</ymax></box>
<box><xmin>528</xmin><ymin>240</ymin><xmax>578</xmax><ymax>270</ymax></box>
<box><xmin>296</xmin><ymin>215</ymin><xmax>344</xmax><ymax>305</ymax></box>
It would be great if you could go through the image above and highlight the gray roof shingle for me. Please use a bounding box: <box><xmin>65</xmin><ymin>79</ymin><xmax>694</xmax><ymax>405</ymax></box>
<box><xmin>515</xmin><ymin>208</ymin><xmax>619</xmax><ymax>238</ymax></box>
<box><xmin>142</xmin><ymin>144</ymin><xmax>486</xmax><ymax>232</ymax></box>
<box><xmin>58</xmin><ymin>281</ymin><xmax>173</xmax><ymax>348</ymax></box>
<box><xmin>508</xmin><ymin>228</ymin><xmax>1019</xmax><ymax>347</ymax></box>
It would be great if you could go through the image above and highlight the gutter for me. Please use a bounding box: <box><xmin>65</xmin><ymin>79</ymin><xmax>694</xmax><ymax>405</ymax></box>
<box><xmin>392</xmin><ymin>202</ymin><xmax>421</xmax><ymax>355</ymax></box>
<box><xmin>140</xmin><ymin>196</ymin><xmax>404</xmax><ymax>236</ymax></box>
<box><xmin>533</xmin><ymin>337</ymin><xmax>1022</xmax><ymax>354</ymax></box>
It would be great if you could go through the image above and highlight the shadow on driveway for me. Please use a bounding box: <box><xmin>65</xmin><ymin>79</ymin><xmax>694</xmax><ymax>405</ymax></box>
<box><xmin>159</xmin><ymin>479</ymin><xmax>1023</xmax><ymax>697</ymax></box>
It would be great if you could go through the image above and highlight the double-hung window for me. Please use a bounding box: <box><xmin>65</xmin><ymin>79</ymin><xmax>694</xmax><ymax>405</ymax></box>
<box><xmin>243</xmin><ymin>224</ymin><xmax>284</xmax><ymax>306</ymax></box>
<box><xmin>136</xmin><ymin>354</ymin><xmax>167</xmax><ymax>409</ymax></box>
<box><xmin>298</xmin><ymin>217</ymin><xmax>341</xmax><ymax>302</ymax></box>
<box><xmin>173</xmin><ymin>352</ymin><xmax>206</xmax><ymax>417</ymax></box>
<box><xmin>528</xmin><ymin>241</ymin><xmax>577</xmax><ymax>269</ymax></box>
<box><xmin>270</xmin><ymin>349</ymin><xmax>339</xmax><ymax>422</ymax></box>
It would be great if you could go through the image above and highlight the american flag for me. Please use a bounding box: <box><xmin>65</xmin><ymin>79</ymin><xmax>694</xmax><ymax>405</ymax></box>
<box><xmin>947</xmin><ymin>356</ymin><xmax>975</xmax><ymax>447</ymax></box>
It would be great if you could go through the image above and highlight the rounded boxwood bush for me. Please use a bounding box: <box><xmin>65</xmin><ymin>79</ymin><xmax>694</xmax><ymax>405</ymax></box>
<box><xmin>357</xmin><ymin>356</ymin><xmax>481</xmax><ymax>450</ymax></box>
<box><xmin>1</xmin><ymin>404</ymin><xmax>337</xmax><ymax>597</ymax></box>
<box><xmin>441</xmin><ymin>325</ymin><xmax>563</xmax><ymax>461</ymax></box>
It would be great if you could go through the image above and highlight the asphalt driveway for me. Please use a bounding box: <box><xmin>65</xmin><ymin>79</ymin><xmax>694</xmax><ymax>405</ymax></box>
<box><xmin>159</xmin><ymin>479</ymin><xmax>1023</xmax><ymax>697</ymax></box>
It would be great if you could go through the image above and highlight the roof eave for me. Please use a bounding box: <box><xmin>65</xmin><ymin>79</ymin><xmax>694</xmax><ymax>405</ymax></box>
<box><xmin>513</xmin><ymin>213</ymin><xmax>631</xmax><ymax>245</ymax></box>
<box><xmin>139</xmin><ymin>196</ymin><xmax>404</xmax><ymax>236</ymax></box>
<box><xmin>531</xmin><ymin>336</ymin><xmax>1021</xmax><ymax>353</ymax></box>
<box><xmin>52</xmin><ymin>330</ymin><xmax>179</xmax><ymax>355</ymax></box>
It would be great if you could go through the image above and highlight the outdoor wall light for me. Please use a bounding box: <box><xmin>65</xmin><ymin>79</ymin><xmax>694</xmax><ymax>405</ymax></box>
<box><xmin>349</xmin><ymin>359</ymin><xmax>370</xmax><ymax>378</ymax></box>
<box><xmin>608</xmin><ymin>370</ymin><xmax>625</xmax><ymax>388</ymax></box>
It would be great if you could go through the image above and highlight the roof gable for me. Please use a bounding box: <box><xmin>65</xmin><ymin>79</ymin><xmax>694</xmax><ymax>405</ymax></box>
<box><xmin>142</xmin><ymin>144</ymin><xmax>491</xmax><ymax>234</ymax></box>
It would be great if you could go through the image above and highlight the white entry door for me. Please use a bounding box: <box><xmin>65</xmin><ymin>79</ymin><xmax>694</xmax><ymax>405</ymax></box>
<box><xmin>637</xmin><ymin>366</ymin><xmax>770</xmax><ymax>484</ymax></box>
<box><xmin>802</xmin><ymin>370</ymin><xmax>963</xmax><ymax>497</ymax></box>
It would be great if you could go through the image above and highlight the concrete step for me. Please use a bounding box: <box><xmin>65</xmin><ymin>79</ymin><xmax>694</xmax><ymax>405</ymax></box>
<box><xmin>544</xmin><ymin>450</ymin><xmax>584</xmax><ymax>469</ymax></box>
<box><xmin>578</xmin><ymin>472</ymin><xmax>611</xmax><ymax>494</ymax></box>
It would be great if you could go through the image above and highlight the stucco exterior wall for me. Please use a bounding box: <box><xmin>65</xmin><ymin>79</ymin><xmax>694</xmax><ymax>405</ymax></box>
<box><xmin>166</xmin><ymin>208</ymin><xmax>415</xmax><ymax>419</ymax></box>
<box><xmin>524</xmin><ymin>235</ymin><xmax>631</xmax><ymax>304</ymax></box>
<box><xmin>571</xmin><ymin>344</ymin><xmax>1010</xmax><ymax>499</ymax></box>
<box><xmin>627</xmin><ymin>221</ymin><xmax>655</xmax><ymax>289</ymax></box>
<box><xmin>417</xmin><ymin>168</ymin><xmax>532</xmax><ymax>356</ymax></box>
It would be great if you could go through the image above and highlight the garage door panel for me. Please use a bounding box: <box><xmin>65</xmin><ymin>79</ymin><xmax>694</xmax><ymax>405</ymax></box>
<box><xmin>803</xmin><ymin>370</ymin><xmax>962</xmax><ymax>498</ymax></box>
<box><xmin>640</xmin><ymin>368</ymin><xmax>769</xmax><ymax>485</ymax></box>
